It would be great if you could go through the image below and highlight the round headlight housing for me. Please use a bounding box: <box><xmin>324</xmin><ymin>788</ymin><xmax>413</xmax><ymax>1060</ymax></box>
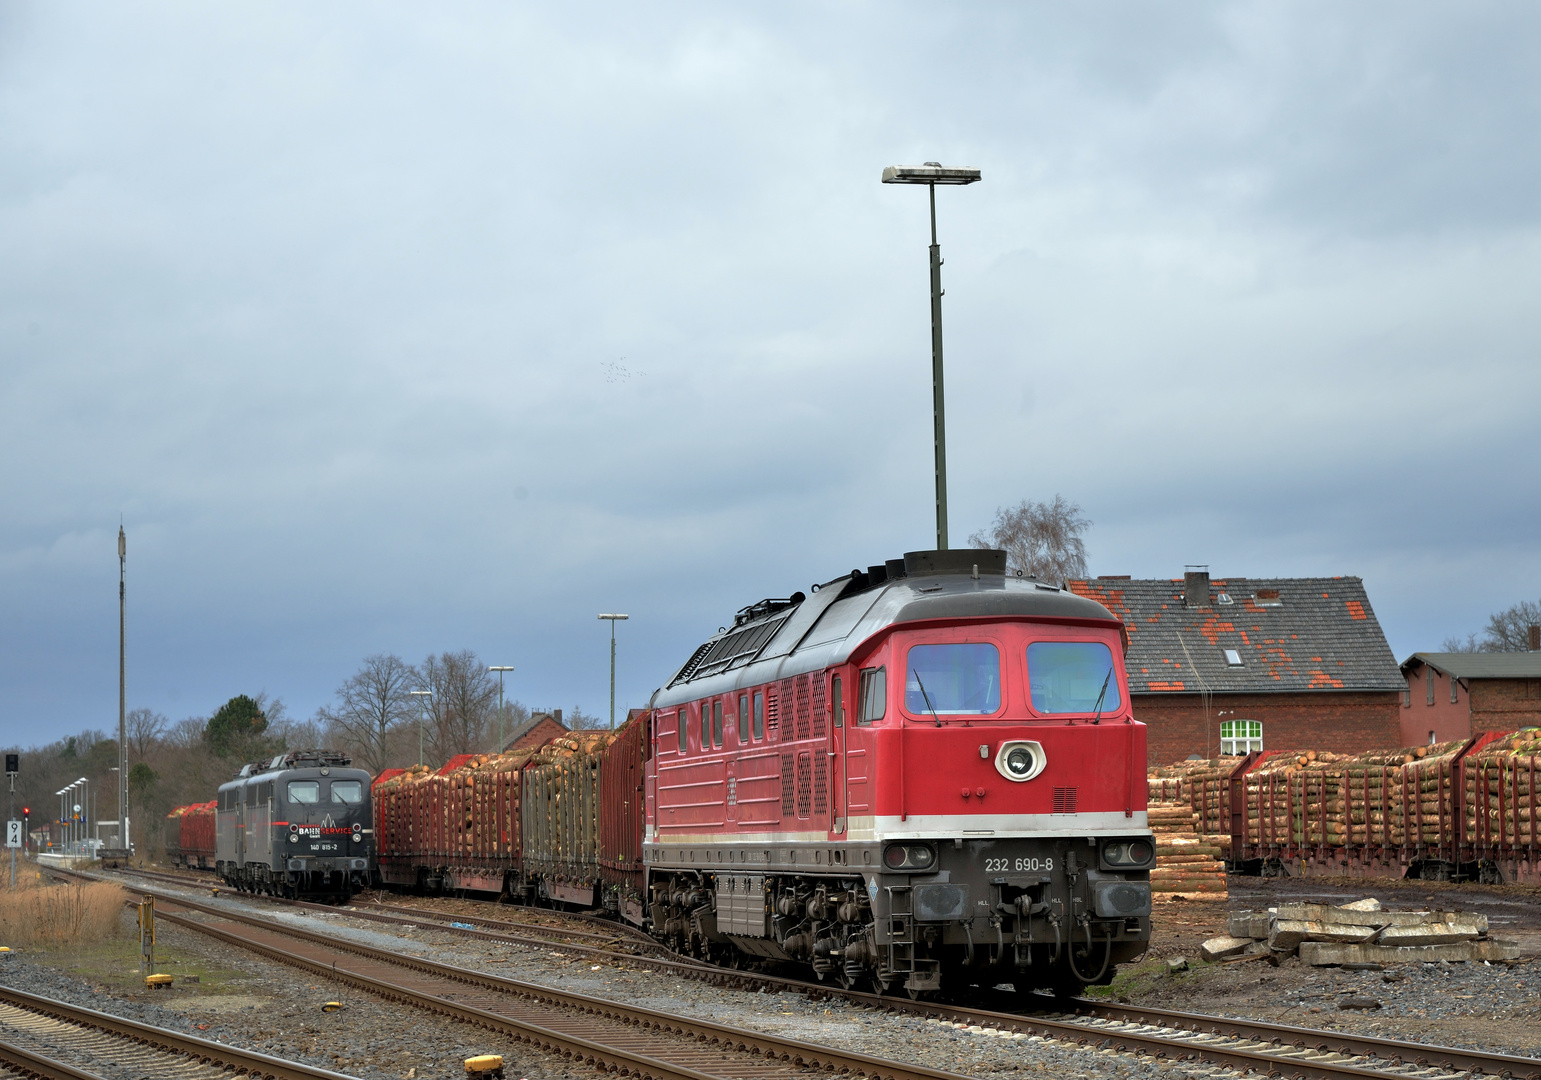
<box><xmin>993</xmin><ymin>740</ymin><xmax>1046</xmax><ymax>783</ymax></box>
<box><xmin>883</xmin><ymin>844</ymin><xmax>935</xmax><ymax>870</ymax></box>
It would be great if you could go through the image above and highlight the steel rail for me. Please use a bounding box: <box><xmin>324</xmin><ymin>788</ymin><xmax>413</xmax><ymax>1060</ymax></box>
<box><xmin>0</xmin><ymin>1038</ymin><xmax>107</xmax><ymax>1080</ymax></box>
<box><xmin>0</xmin><ymin>986</ymin><xmax>356</xmax><ymax>1080</ymax></box>
<box><xmin>93</xmin><ymin>875</ymin><xmax>982</xmax><ymax>1080</ymax></box>
<box><xmin>1044</xmin><ymin>996</ymin><xmax>1541</xmax><ymax>1079</ymax></box>
<box><xmin>61</xmin><ymin>868</ymin><xmax>1540</xmax><ymax>1079</ymax></box>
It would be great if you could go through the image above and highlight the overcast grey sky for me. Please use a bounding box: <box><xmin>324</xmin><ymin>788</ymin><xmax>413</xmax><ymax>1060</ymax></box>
<box><xmin>3</xmin><ymin>3</ymin><xmax>1539</xmax><ymax>747</ymax></box>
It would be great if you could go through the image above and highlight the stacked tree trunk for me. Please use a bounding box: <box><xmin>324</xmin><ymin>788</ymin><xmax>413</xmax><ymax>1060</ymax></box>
<box><xmin>1147</xmin><ymin>800</ymin><xmax>1228</xmax><ymax>898</ymax></box>
<box><xmin>1464</xmin><ymin>728</ymin><xmax>1541</xmax><ymax>846</ymax></box>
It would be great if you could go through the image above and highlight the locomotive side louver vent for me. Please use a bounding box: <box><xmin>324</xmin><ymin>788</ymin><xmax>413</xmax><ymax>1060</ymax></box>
<box><xmin>766</xmin><ymin>688</ymin><xmax>780</xmax><ymax>731</ymax></box>
<box><xmin>810</xmin><ymin>678</ymin><xmax>826</xmax><ymax>739</ymax></box>
<box><xmin>795</xmin><ymin>675</ymin><xmax>811</xmax><ymax>740</ymax></box>
<box><xmin>1052</xmin><ymin>787</ymin><xmax>1079</xmax><ymax>814</ymax></box>
<box><xmin>813</xmin><ymin>755</ymin><xmax>827</xmax><ymax>816</ymax></box>
<box><xmin>779</xmin><ymin>678</ymin><xmax>796</xmax><ymax>736</ymax></box>
<box><xmin>780</xmin><ymin>754</ymin><xmax>794</xmax><ymax>817</ymax></box>
<box><xmin>795</xmin><ymin>752</ymin><xmax>813</xmax><ymax>819</ymax></box>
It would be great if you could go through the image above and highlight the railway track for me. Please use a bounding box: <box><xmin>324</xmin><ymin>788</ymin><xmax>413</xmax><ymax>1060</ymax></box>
<box><xmin>0</xmin><ymin>984</ymin><xmax>354</xmax><ymax>1080</ymax></box>
<box><xmin>65</xmin><ymin>867</ymin><xmax>1541</xmax><ymax>1080</ymax></box>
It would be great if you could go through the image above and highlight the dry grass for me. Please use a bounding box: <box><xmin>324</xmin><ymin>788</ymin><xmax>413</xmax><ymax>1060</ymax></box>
<box><xmin>0</xmin><ymin>878</ymin><xmax>126</xmax><ymax>946</ymax></box>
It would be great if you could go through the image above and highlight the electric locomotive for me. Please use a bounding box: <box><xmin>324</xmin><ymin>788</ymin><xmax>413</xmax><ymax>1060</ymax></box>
<box><xmin>215</xmin><ymin>749</ymin><xmax>373</xmax><ymax>899</ymax></box>
<box><xmin>643</xmin><ymin>549</ymin><xmax>1152</xmax><ymax>996</ymax></box>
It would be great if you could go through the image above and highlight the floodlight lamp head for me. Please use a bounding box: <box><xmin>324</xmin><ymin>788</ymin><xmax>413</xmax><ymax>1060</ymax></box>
<box><xmin>881</xmin><ymin>163</ymin><xmax>981</xmax><ymax>186</ymax></box>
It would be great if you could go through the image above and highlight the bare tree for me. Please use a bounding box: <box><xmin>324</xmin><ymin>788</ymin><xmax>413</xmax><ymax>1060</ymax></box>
<box><xmin>1443</xmin><ymin>598</ymin><xmax>1541</xmax><ymax>653</ymax></box>
<box><xmin>316</xmin><ymin>654</ymin><xmax>419</xmax><ymax>774</ymax></box>
<box><xmin>125</xmin><ymin>707</ymin><xmax>167</xmax><ymax>763</ymax></box>
<box><xmin>419</xmin><ymin>650</ymin><xmax>499</xmax><ymax>763</ymax></box>
<box><xmin>968</xmin><ymin>494</ymin><xmax>1091</xmax><ymax>585</ymax></box>
<box><xmin>565</xmin><ymin>705</ymin><xmax>606</xmax><ymax>731</ymax></box>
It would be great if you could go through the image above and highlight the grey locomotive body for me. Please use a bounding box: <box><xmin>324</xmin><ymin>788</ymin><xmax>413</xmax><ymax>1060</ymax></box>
<box><xmin>215</xmin><ymin>749</ymin><xmax>373</xmax><ymax>898</ymax></box>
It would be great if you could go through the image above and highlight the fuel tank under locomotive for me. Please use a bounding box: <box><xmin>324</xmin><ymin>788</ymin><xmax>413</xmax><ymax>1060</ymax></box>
<box><xmin>648</xmin><ymin>833</ymin><xmax>1152</xmax><ymax>995</ymax></box>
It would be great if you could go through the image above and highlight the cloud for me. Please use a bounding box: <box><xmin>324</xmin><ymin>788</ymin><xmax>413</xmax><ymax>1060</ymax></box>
<box><xmin>2</xmin><ymin>2</ymin><xmax>1539</xmax><ymax>742</ymax></box>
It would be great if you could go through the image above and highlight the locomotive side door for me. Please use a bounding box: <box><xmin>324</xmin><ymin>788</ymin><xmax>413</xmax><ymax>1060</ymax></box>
<box><xmin>828</xmin><ymin>674</ymin><xmax>847</xmax><ymax>835</ymax></box>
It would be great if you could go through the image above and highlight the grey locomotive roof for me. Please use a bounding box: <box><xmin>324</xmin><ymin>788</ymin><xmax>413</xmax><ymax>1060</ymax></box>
<box><xmin>1401</xmin><ymin>652</ymin><xmax>1541</xmax><ymax>680</ymax></box>
<box><xmin>1067</xmin><ymin>574</ymin><xmax>1403</xmax><ymax>694</ymax></box>
<box><xmin>651</xmin><ymin>551</ymin><xmax>1116</xmax><ymax>709</ymax></box>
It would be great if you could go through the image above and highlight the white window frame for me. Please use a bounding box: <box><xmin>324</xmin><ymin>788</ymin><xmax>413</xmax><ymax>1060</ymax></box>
<box><xmin>1219</xmin><ymin>718</ymin><xmax>1262</xmax><ymax>755</ymax></box>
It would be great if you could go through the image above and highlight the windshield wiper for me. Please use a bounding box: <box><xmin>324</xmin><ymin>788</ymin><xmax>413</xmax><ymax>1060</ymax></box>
<box><xmin>1091</xmin><ymin>668</ymin><xmax>1113</xmax><ymax>725</ymax></box>
<box><xmin>913</xmin><ymin>671</ymin><xmax>943</xmax><ymax>727</ymax></box>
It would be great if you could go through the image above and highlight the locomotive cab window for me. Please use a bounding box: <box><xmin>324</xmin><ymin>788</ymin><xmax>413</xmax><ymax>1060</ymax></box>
<box><xmin>905</xmin><ymin>643</ymin><xmax>1001</xmax><ymax>716</ymax></box>
<box><xmin>737</xmin><ymin>695</ymin><xmax>748</xmax><ymax>745</ymax></box>
<box><xmin>677</xmin><ymin>708</ymin><xmax>688</xmax><ymax>754</ymax></box>
<box><xmin>858</xmin><ymin>667</ymin><xmax>886</xmax><ymax>724</ymax></box>
<box><xmin>286</xmin><ymin>781</ymin><xmax>322</xmax><ymax>805</ymax></box>
<box><xmin>832</xmin><ymin>675</ymin><xmax>844</xmax><ymax>728</ymax></box>
<box><xmin>712</xmin><ymin>700</ymin><xmax>723</xmax><ymax>748</ymax></box>
<box><xmin>330</xmin><ymin>780</ymin><xmax>363</xmax><ymax>804</ymax></box>
<box><xmin>700</xmin><ymin>702</ymin><xmax>710</xmax><ymax>750</ymax></box>
<box><xmin>752</xmin><ymin>692</ymin><xmax>765</xmax><ymax>740</ymax></box>
<box><xmin>1026</xmin><ymin>641</ymin><xmax>1121</xmax><ymax>715</ymax></box>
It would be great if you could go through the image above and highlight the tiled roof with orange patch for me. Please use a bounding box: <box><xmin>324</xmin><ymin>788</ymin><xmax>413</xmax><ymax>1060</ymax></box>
<box><xmin>1064</xmin><ymin>574</ymin><xmax>1402</xmax><ymax>694</ymax></box>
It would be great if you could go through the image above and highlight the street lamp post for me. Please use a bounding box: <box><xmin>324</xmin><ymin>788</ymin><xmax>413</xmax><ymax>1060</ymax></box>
<box><xmin>597</xmin><ymin>614</ymin><xmax>629</xmax><ymax>730</ymax></box>
<box><xmin>409</xmin><ymin>691</ymin><xmax>432</xmax><ymax>766</ymax></box>
<box><xmin>881</xmin><ymin>161</ymin><xmax>982</xmax><ymax>551</ymax></box>
<box><xmin>488</xmin><ymin>666</ymin><xmax>514</xmax><ymax>752</ymax></box>
<box><xmin>118</xmin><ymin>526</ymin><xmax>129</xmax><ymax>854</ymax></box>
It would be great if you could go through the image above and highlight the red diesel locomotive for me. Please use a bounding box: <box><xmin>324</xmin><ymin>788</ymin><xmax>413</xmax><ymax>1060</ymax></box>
<box><xmin>644</xmin><ymin>548</ymin><xmax>1152</xmax><ymax>996</ymax></box>
<box><xmin>368</xmin><ymin>547</ymin><xmax>1152</xmax><ymax>997</ymax></box>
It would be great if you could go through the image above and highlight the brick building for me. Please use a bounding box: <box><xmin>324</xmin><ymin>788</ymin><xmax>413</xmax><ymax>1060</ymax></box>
<box><xmin>500</xmin><ymin>710</ymin><xmax>569</xmax><ymax>753</ymax></box>
<box><xmin>1067</xmin><ymin>569</ymin><xmax>1404</xmax><ymax>764</ymax></box>
<box><xmin>1397</xmin><ymin>652</ymin><xmax>1541</xmax><ymax>747</ymax></box>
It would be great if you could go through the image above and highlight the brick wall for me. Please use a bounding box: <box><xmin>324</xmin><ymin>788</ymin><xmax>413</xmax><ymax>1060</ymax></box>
<box><xmin>508</xmin><ymin>717</ymin><xmax>568</xmax><ymax>752</ymax></box>
<box><xmin>1399</xmin><ymin>666</ymin><xmax>1471</xmax><ymax>747</ymax></box>
<box><xmin>1469</xmin><ymin>678</ymin><xmax>1541</xmax><ymax>731</ymax></box>
<box><xmin>1134</xmin><ymin>691</ymin><xmax>1403</xmax><ymax>765</ymax></box>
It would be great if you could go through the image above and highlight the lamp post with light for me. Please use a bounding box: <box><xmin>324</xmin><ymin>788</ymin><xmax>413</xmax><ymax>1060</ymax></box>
<box><xmin>597</xmin><ymin>614</ymin><xmax>629</xmax><ymax>730</ymax></box>
<box><xmin>488</xmin><ymin>666</ymin><xmax>514</xmax><ymax>752</ymax></box>
<box><xmin>881</xmin><ymin>161</ymin><xmax>981</xmax><ymax>551</ymax></box>
<box><xmin>409</xmin><ymin>690</ymin><xmax>432</xmax><ymax>766</ymax></box>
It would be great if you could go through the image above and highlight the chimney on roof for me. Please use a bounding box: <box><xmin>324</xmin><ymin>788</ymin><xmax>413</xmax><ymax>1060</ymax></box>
<box><xmin>553</xmin><ymin>708</ymin><xmax>563</xmax><ymax>725</ymax></box>
<box><xmin>1530</xmin><ymin>624</ymin><xmax>1540</xmax><ymax>652</ymax></box>
<box><xmin>1184</xmin><ymin>567</ymin><xmax>1210</xmax><ymax>608</ymax></box>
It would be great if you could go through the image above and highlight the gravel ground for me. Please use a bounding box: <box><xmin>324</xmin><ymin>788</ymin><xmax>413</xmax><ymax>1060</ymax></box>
<box><xmin>1112</xmin><ymin>882</ymin><xmax>1541</xmax><ymax>1059</ymax></box>
<box><xmin>8</xmin><ymin>878</ymin><xmax>1225</xmax><ymax>1080</ymax></box>
<box><xmin>16</xmin><ymin>870</ymin><xmax>1541</xmax><ymax>1079</ymax></box>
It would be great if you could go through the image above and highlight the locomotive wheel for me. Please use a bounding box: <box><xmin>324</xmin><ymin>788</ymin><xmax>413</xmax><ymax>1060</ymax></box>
<box><xmin>869</xmin><ymin>967</ymin><xmax>894</xmax><ymax>996</ymax></box>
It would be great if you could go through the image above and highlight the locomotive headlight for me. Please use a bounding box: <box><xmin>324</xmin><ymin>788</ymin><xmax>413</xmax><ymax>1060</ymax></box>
<box><xmin>287</xmin><ymin>833</ymin><xmax>298</xmax><ymax>844</ymax></box>
<box><xmin>883</xmin><ymin>844</ymin><xmax>935</xmax><ymax>870</ymax></box>
<box><xmin>993</xmin><ymin>740</ymin><xmax>1046</xmax><ymax>783</ymax></box>
<box><xmin>1102</xmin><ymin>839</ymin><xmax>1155</xmax><ymax>867</ymax></box>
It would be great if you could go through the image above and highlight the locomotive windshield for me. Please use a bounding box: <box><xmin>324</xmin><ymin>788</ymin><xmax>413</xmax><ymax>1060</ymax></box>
<box><xmin>1026</xmin><ymin>641</ymin><xmax>1120</xmax><ymax>714</ymax></box>
<box><xmin>905</xmin><ymin>643</ymin><xmax>1001</xmax><ymax>715</ymax></box>
<box><xmin>330</xmin><ymin>780</ymin><xmax>363</xmax><ymax>803</ymax></box>
<box><xmin>286</xmin><ymin>781</ymin><xmax>322</xmax><ymax>804</ymax></box>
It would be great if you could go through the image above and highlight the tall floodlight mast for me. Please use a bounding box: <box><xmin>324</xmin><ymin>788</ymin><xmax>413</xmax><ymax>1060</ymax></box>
<box><xmin>881</xmin><ymin>162</ymin><xmax>981</xmax><ymax>550</ymax></box>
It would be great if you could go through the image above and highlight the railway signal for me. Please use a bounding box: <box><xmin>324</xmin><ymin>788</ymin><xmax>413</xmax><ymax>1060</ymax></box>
<box><xmin>881</xmin><ymin>162</ymin><xmax>981</xmax><ymax>550</ymax></box>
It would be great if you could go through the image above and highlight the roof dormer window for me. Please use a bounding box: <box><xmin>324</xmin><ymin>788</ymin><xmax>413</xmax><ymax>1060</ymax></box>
<box><xmin>1223</xmin><ymin>649</ymin><xmax>1243</xmax><ymax>666</ymax></box>
<box><xmin>1254</xmin><ymin>589</ymin><xmax>1282</xmax><ymax>607</ymax></box>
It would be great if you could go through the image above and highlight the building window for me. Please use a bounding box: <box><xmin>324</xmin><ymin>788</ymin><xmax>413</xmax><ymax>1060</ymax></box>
<box><xmin>1223</xmin><ymin>649</ymin><xmax>1243</xmax><ymax>666</ymax></box>
<box><xmin>1402</xmin><ymin>687</ymin><xmax>1411</xmax><ymax>708</ymax></box>
<box><xmin>1451</xmin><ymin>678</ymin><xmax>1459</xmax><ymax>704</ymax></box>
<box><xmin>1429</xmin><ymin>730</ymin><xmax>1436</xmax><ymax>746</ymax></box>
<box><xmin>1219</xmin><ymin>719</ymin><xmax>1262</xmax><ymax>755</ymax></box>
<box><xmin>1426</xmin><ymin>670</ymin><xmax>1435</xmax><ymax>706</ymax></box>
